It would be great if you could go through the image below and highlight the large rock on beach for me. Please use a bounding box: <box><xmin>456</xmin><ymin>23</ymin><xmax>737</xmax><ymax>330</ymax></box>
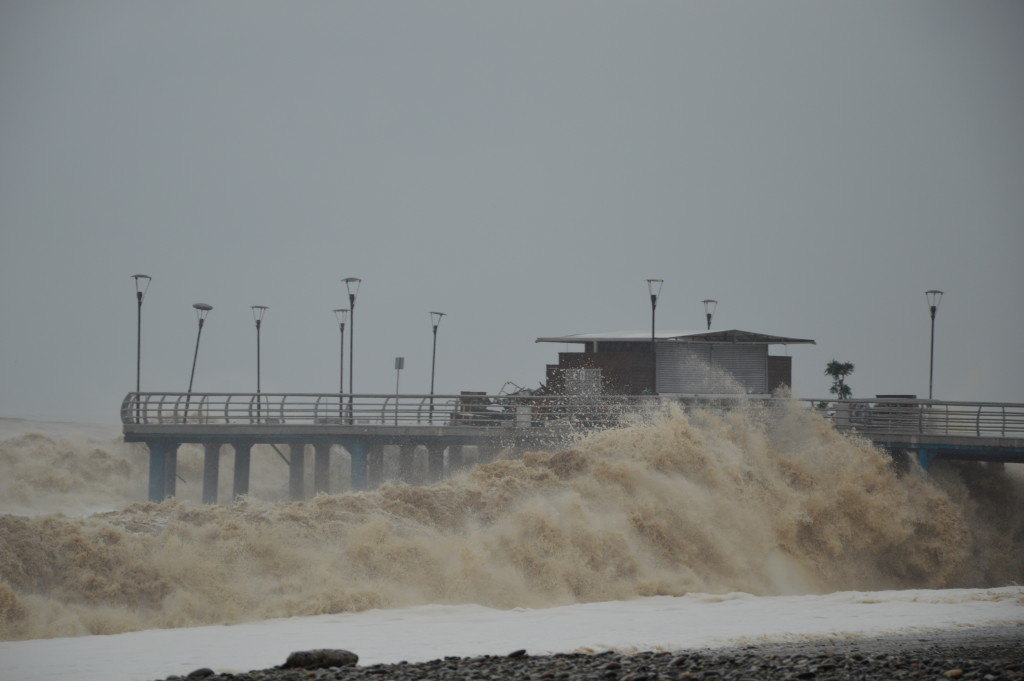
<box><xmin>282</xmin><ymin>648</ymin><xmax>359</xmax><ymax>670</ymax></box>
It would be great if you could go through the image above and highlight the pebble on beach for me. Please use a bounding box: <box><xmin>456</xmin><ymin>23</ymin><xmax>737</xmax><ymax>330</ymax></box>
<box><xmin>158</xmin><ymin>628</ymin><xmax>1024</xmax><ymax>681</ymax></box>
<box><xmin>281</xmin><ymin>649</ymin><xmax>359</xmax><ymax>670</ymax></box>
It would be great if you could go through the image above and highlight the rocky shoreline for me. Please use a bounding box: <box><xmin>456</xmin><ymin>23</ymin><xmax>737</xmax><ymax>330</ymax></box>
<box><xmin>155</xmin><ymin>626</ymin><xmax>1023</xmax><ymax>681</ymax></box>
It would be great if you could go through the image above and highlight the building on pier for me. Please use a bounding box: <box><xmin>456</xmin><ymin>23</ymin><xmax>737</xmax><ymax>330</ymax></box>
<box><xmin>536</xmin><ymin>329</ymin><xmax>815</xmax><ymax>396</ymax></box>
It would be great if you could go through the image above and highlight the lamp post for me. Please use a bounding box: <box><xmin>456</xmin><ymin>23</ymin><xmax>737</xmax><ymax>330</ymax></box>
<box><xmin>646</xmin><ymin>279</ymin><xmax>663</xmax><ymax>395</ymax></box>
<box><xmin>185</xmin><ymin>303</ymin><xmax>213</xmax><ymax>421</ymax></box>
<box><xmin>702</xmin><ymin>299</ymin><xmax>718</xmax><ymax>331</ymax></box>
<box><xmin>926</xmin><ymin>290</ymin><xmax>943</xmax><ymax>400</ymax></box>
<box><xmin>251</xmin><ymin>306</ymin><xmax>268</xmax><ymax>394</ymax></box>
<box><xmin>333</xmin><ymin>309</ymin><xmax>348</xmax><ymax>394</ymax></box>
<box><xmin>131</xmin><ymin>274</ymin><xmax>151</xmax><ymax>423</ymax></box>
<box><xmin>131</xmin><ymin>274</ymin><xmax>152</xmax><ymax>393</ymax></box>
<box><xmin>342</xmin><ymin>277</ymin><xmax>361</xmax><ymax>417</ymax></box>
<box><xmin>429</xmin><ymin>311</ymin><xmax>446</xmax><ymax>422</ymax></box>
<box><xmin>251</xmin><ymin>306</ymin><xmax>268</xmax><ymax>422</ymax></box>
<box><xmin>333</xmin><ymin>308</ymin><xmax>348</xmax><ymax>422</ymax></box>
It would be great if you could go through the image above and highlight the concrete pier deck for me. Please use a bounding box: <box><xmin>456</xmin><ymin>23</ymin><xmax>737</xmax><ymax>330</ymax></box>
<box><xmin>122</xmin><ymin>393</ymin><xmax>1024</xmax><ymax>502</ymax></box>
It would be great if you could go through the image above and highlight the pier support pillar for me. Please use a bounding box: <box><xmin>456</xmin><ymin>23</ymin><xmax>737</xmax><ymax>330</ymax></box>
<box><xmin>367</xmin><ymin>446</ymin><xmax>384</xmax><ymax>489</ymax></box>
<box><xmin>461</xmin><ymin>445</ymin><xmax>480</xmax><ymax>470</ymax></box>
<box><xmin>426</xmin><ymin>444</ymin><xmax>445</xmax><ymax>483</ymax></box>
<box><xmin>147</xmin><ymin>441</ymin><xmax>179</xmax><ymax>502</ymax></box>
<box><xmin>448</xmin><ymin>445</ymin><xmax>464</xmax><ymax>475</ymax></box>
<box><xmin>884</xmin><ymin>448</ymin><xmax>910</xmax><ymax>476</ymax></box>
<box><xmin>314</xmin><ymin>443</ymin><xmax>331</xmax><ymax>495</ymax></box>
<box><xmin>202</xmin><ymin>442</ymin><xmax>220</xmax><ymax>504</ymax></box>
<box><xmin>233</xmin><ymin>442</ymin><xmax>253</xmax><ymax>499</ymax></box>
<box><xmin>164</xmin><ymin>445</ymin><xmax>178</xmax><ymax>498</ymax></box>
<box><xmin>477</xmin><ymin>444</ymin><xmax>500</xmax><ymax>465</ymax></box>
<box><xmin>289</xmin><ymin>443</ymin><xmax>306</xmax><ymax>501</ymax></box>
<box><xmin>348</xmin><ymin>440</ymin><xmax>368</xmax><ymax>491</ymax></box>
<box><xmin>398</xmin><ymin>445</ymin><xmax>416</xmax><ymax>484</ymax></box>
<box><xmin>916</xmin><ymin>449</ymin><xmax>937</xmax><ymax>472</ymax></box>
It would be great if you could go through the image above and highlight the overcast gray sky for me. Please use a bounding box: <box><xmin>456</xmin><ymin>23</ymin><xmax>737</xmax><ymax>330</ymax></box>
<box><xmin>1</xmin><ymin>1</ymin><xmax>1021</xmax><ymax>423</ymax></box>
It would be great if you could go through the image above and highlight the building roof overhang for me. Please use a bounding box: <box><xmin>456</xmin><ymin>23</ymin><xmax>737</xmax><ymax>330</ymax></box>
<box><xmin>535</xmin><ymin>329</ymin><xmax>816</xmax><ymax>345</ymax></box>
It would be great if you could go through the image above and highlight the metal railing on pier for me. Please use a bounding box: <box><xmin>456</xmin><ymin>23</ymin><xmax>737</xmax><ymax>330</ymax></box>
<box><xmin>121</xmin><ymin>392</ymin><xmax>1024</xmax><ymax>440</ymax></box>
<box><xmin>806</xmin><ymin>397</ymin><xmax>1024</xmax><ymax>439</ymax></box>
<box><xmin>121</xmin><ymin>392</ymin><xmax>651</xmax><ymax>430</ymax></box>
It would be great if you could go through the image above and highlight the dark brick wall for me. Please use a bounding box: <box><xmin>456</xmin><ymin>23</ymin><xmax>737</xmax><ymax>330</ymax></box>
<box><xmin>547</xmin><ymin>348</ymin><xmax>794</xmax><ymax>396</ymax></box>
<box><xmin>767</xmin><ymin>355</ymin><xmax>792</xmax><ymax>393</ymax></box>
<box><xmin>546</xmin><ymin>350</ymin><xmax>653</xmax><ymax>394</ymax></box>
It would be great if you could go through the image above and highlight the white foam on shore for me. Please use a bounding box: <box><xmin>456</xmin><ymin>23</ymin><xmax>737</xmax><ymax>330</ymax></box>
<box><xmin>2</xmin><ymin>587</ymin><xmax>1021</xmax><ymax>681</ymax></box>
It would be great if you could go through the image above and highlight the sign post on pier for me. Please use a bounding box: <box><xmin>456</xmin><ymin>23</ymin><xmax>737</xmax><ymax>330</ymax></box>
<box><xmin>394</xmin><ymin>357</ymin><xmax>405</xmax><ymax>425</ymax></box>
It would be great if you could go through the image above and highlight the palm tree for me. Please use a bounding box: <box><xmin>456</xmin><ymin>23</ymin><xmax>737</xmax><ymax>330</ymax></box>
<box><xmin>825</xmin><ymin>359</ymin><xmax>854</xmax><ymax>400</ymax></box>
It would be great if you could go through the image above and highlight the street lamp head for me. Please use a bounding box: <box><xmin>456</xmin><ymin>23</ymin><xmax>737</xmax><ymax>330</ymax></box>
<box><xmin>925</xmin><ymin>290</ymin><xmax>943</xmax><ymax>314</ymax></box>
<box><xmin>131</xmin><ymin>274</ymin><xmax>151</xmax><ymax>301</ymax></box>
<box><xmin>193</xmin><ymin>303</ymin><xmax>213</xmax><ymax>321</ymax></box>
<box><xmin>430</xmin><ymin>311</ymin><xmax>447</xmax><ymax>328</ymax></box>
<box><xmin>702</xmin><ymin>299</ymin><xmax>718</xmax><ymax>330</ymax></box>
<box><xmin>342</xmin><ymin>277</ymin><xmax>362</xmax><ymax>299</ymax></box>
<box><xmin>251</xmin><ymin>305</ymin><xmax>269</xmax><ymax>324</ymax></box>
<box><xmin>333</xmin><ymin>308</ymin><xmax>349</xmax><ymax>326</ymax></box>
<box><xmin>646</xmin><ymin>279</ymin><xmax>664</xmax><ymax>300</ymax></box>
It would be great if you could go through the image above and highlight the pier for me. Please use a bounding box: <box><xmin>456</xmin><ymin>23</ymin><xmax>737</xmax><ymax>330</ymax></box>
<box><xmin>824</xmin><ymin>397</ymin><xmax>1024</xmax><ymax>470</ymax></box>
<box><xmin>122</xmin><ymin>393</ymin><xmax>1024</xmax><ymax>503</ymax></box>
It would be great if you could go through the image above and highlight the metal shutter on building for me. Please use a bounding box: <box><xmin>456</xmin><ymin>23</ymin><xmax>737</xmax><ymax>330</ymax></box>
<box><xmin>656</xmin><ymin>343</ymin><xmax>767</xmax><ymax>394</ymax></box>
<box><xmin>656</xmin><ymin>344</ymin><xmax>709</xmax><ymax>393</ymax></box>
<box><xmin>710</xmin><ymin>344</ymin><xmax>767</xmax><ymax>394</ymax></box>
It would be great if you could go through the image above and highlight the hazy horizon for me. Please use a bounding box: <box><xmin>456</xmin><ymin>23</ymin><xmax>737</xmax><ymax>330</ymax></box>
<box><xmin>1</xmin><ymin>2</ymin><xmax>1022</xmax><ymax>423</ymax></box>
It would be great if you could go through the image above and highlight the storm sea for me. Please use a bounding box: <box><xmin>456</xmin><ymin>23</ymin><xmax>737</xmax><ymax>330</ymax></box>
<box><xmin>0</xmin><ymin>399</ymin><xmax>1021</xmax><ymax>681</ymax></box>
